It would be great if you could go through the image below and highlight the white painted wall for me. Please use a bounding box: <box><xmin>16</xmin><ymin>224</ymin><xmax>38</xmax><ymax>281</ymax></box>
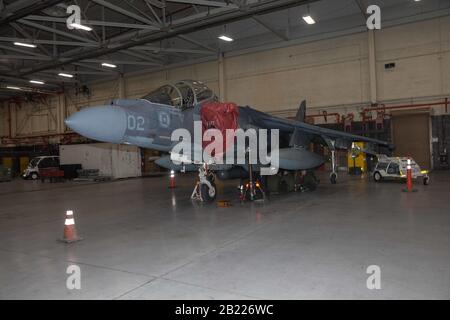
<box><xmin>2</xmin><ymin>16</ymin><xmax>450</xmax><ymax>140</ymax></box>
<box><xmin>59</xmin><ymin>143</ymin><xmax>141</xmax><ymax>179</ymax></box>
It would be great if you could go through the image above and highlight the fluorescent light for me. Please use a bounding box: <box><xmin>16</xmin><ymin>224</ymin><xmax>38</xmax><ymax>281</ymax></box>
<box><xmin>101</xmin><ymin>62</ymin><xmax>117</xmax><ymax>68</ymax></box>
<box><xmin>302</xmin><ymin>15</ymin><xmax>316</xmax><ymax>24</ymax></box>
<box><xmin>70</xmin><ymin>23</ymin><xmax>92</xmax><ymax>31</ymax></box>
<box><xmin>6</xmin><ymin>86</ymin><xmax>21</xmax><ymax>90</ymax></box>
<box><xmin>14</xmin><ymin>42</ymin><xmax>36</xmax><ymax>48</ymax></box>
<box><xmin>29</xmin><ymin>80</ymin><xmax>45</xmax><ymax>85</ymax></box>
<box><xmin>218</xmin><ymin>35</ymin><xmax>233</xmax><ymax>42</ymax></box>
<box><xmin>58</xmin><ymin>73</ymin><xmax>73</xmax><ymax>78</ymax></box>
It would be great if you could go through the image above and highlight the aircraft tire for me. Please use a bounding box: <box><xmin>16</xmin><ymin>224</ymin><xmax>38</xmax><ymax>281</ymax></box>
<box><xmin>423</xmin><ymin>176</ymin><xmax>430</xmax><ymax>185</ymax></box>
<box><xmin>330</xmin><ymin>172</ymin><xmax>337</xmax><ymax>184</ymax></box>
<box><xmin>200</xmin><ymin>182</ymin><xmax>216</xmax><ymax>202</ymax></box>
<box><xmin>245</xmin><ymin>186</ymin><xmax>264</xmax><ymax>201</ymax></box>
<box><xmin>303</xmin><ymin>171</ymin><xmax>319</xmax><ymax>191</ymax></box>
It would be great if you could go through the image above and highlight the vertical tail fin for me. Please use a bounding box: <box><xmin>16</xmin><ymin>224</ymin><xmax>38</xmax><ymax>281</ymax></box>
<box><xmin>289</xmin><ymin>100</ymin><xmax>309</xmax><ymax>147</ymax></box>
<box><xmin>295</xmin><ymin>100</ymin><xmax>306</xmax><ymax>122</ymax></box>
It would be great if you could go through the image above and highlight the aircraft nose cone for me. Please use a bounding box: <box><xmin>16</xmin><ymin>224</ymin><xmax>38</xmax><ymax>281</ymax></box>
<box><xmin>65</xmin><ymin>106</ymin><xmax>127</xmax><ymax>143</ymax></box>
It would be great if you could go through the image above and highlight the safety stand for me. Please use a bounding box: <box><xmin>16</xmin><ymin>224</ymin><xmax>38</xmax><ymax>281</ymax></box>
<box><xmin>191</xmin><ymin>181</ymin><xmax>202</xmax><ymax>201</ymax></box>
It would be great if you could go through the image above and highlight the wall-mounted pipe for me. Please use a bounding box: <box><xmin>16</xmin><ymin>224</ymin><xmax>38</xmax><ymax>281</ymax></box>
<box><xmin>305</xmin><ymin>111</ymin><xmax>341</xmax><ymax>123</ymax></box>
<box><xmin>306</xmin><ymin>98</ymin><xmax>449</xmax><ymax>125</ymax></box>
<box><xmin>361</xmin><ymin>99</ymin><xmax>449</xmax><ymax>114</ymax></box>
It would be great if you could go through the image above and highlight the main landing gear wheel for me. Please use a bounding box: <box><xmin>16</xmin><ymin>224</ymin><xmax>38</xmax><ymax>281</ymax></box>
<box><xmin>200</xmin><ymin>181</ymin><xmax>216</xmax><ymax>202</ymax></box>
<box><xmin>244</xmin><ymin>182</ymin><xmax>265</xmax><ymax>201</ymax></box>
<box><xmin>423</xmin><ymin>176</ymin><xmax>430</xmax><ymax>185</ymax></box>
<box><xmin>330</xmin><ymin>172</ymin><xmax>337</xmax><ymax>184</ymax></box>
<box><xmin>373</xmin><ymin>171</ymin><xmax>382</xmax><ymax>182</ymax></box>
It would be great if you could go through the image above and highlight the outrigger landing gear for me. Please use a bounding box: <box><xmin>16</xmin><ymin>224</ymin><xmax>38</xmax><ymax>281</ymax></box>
<box><xmin>328</xmin><ymin>140</ymin><xmax>338</xmax><ymax>184</ymax></box>
<box><xmin>239</xmin><ymin>153</ymin><xmax>265</xmax><ymax>202</ymax></box>
<box><xmin>191</xmin><ymin>164</ymin><xmax>217</xmax><ymax>202</ymax></box>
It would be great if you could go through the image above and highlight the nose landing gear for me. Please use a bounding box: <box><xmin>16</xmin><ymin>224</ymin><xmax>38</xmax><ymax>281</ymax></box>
<box><xmin>191</xmin><ymin>164</ymin><xmax>217</xmax><ymax>202</ymax></box>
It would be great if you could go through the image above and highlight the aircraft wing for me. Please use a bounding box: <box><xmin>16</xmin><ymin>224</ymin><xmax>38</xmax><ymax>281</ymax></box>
<box><xmin>241</xmin><ymin>106</ymin><xmax>393</xmax><ymax>149</ymax></box>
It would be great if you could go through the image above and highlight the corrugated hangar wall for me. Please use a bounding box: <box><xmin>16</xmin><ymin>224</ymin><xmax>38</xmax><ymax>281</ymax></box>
<box><xmin>1</xmin><ymin>16</ymin><xmax>450</xmax><ymax>142</ymax></box>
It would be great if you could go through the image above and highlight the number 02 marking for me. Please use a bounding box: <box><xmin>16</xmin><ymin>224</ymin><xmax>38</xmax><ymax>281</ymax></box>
<box><xmin>127</xmin><ymin>115</ymin><xmax>145</xmax><ymax>131</ymax></box>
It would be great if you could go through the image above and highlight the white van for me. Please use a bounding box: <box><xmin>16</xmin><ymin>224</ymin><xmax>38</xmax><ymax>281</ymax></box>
<box><xmin>22</xmin><ymin>156</ymin><xmax>60</xmax><ymax>180</ymax></box>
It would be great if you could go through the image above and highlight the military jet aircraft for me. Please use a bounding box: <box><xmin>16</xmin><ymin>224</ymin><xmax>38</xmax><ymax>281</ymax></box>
<box><xmin>65</xmin><ymin>80</ymin><xmax>392</xmax><ymax>201</ymax></box>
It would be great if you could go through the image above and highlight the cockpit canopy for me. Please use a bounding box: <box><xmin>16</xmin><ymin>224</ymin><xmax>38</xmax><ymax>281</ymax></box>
<box><xmin>142</xmin><ymin>80</ymin><xmax>216</xmax><ymax>110</ymax></box>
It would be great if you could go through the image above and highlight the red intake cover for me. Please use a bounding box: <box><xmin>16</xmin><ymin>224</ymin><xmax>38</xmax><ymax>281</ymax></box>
<box><xmin>201</xmin><ymin>101</ymin><xmax>239</xmax><ymax>155</ymax></box>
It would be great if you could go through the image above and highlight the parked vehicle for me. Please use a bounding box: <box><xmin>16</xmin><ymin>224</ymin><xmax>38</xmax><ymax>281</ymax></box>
<box><xmin>373</xmin><ymin>154</ymin><xmax>430</xmax><ymax>185</ymax></box>
<box><xmin>22</xmin><ymin>156</ymin><xmax>60</xmax><ymax>180</ymax></box>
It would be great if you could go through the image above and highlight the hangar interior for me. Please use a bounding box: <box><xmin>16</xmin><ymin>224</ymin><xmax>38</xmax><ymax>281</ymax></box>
<box><xmin>0</xmin><ymin>0</ymin><xmax>449</xmax><ymax>299</ymax></box>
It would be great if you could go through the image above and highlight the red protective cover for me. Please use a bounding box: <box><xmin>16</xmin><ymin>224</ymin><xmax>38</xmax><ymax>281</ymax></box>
<box><xmin>201</xmin><ymin>101</ymin><xmax>239</xmax><ymax>155</ymax></box>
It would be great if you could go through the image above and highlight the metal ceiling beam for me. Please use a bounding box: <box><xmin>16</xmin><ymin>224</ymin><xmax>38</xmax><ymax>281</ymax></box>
<box><xmin>41</xmin><ymin>70</ymin><xmax>112</xmax><ymax>75</ymax></box>
<box><xmin>0</xmin><ymin>44</ymin><xmax>49</xmax><ymax>57</ymax></box>
<box><xmin>19</xmin><ymin>0</ymin><xmax>319</xmax><ymax>76</ymax></box>
<box><xmin>23</xmin><ymin>15</ymin><xmax>159</xmax><ymax>30</ymax></box>
<box><xmin>72</xmin><ymin>62</ymin><xmax>119</xmax><ymax>74</ymax></box>
<box><xmin>165</xmin><ymin>0</ymin><xmax>238</xmax><ymax>8</ymax></box>
<box><xmin>0</xmin><ymin>36</ymin><xmax>98</xmax><ymax>47</ymax></box>
<box><xmin>144</xmin><ymin>0</ymin><xmax>163</xmax><ymax>25</ymax></box>
<box><xmin>252</xmin><ymin>15</ymin><xmax>289</xmax><ymax>41</ymax></box>
<box><xmin>17</xmin><ymin>19</ymin><xmax>98</xmax><ymax>44</ymax></box>
<box><xmin>145</xmin><ymin>0</ymin><xmax>165</xmax><ymax>9</ymax></box>
<box><xmin>9</xmin><ymin>22</ymin><xmax>51</xmax><ymax>56</ymax></box>
<box><xmin>177</xmin><ymin>34</ymin><xmax>217</xmax><ymax>53</ymax></box>
<box><xmin>0</xmin><ymin>73</ymin><xmax>63</xmax><ymax>88</ymax></box>
<box><xmin>0</xmin><ymin>55</ymin><xmax>51</xmax><ymax>61</ymax></box>
<box><xmin>31</xmin><ymin>74</ymin><xmax>78</xmax><ymax>83</ymax></box>
<box><xmin>121</xmin><ymin>49</ymin><xmax>165</xmax><ymax>65</ymax></box>
<box><xmin>0</xmin><ymin>0</ymin><xmax>65</xmax><ymax>27</ymax></box>
<box><xmin>91</xmin><ymin>0</ymin><xmax>157</xmax><ymax>26</ymax></box>
<box><xmin>134</xmin><ymin>45</ymin><xmax>214</xmax><ymax>55</ymax></box>
<box><xmin>354</xmin><ymin>0</ymin><xmax>369</xmax><ymax>20</ymax></box>
<box><xmin>123</xmin><ymin>0</ymin><xmax>159</xmax><ymax>25</ymax></box>
<box><xmin>82</xmin><ymin>59</ymin><xmax>161</xmax><ymax>66</ymax></box>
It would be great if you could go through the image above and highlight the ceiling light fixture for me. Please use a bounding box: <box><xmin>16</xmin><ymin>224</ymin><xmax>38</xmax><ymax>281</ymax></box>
<box><xmin>218</xmin><ymin>24</ymin><xmax>233</xmax><ymax>42</ymax></box>
<box><xmin>6</xmin><ymin>86</ymin><xmax>21</xmax><ymax>90</ymax></box>
<box><xmin>101</xmin><ymin>62</ymin><xmax>117</xmax><ymax>68</ymax></box>
<box><xmin>13</xmin><ymin>42</ymin><xmax>37</xmax><ymax>48</ymax></box>
<box><xmin>29</xmin><ymin>80</ymin><xmax>45</xmax><ymax>85</ymax></box>
<box><xmin>302</xmin><ymin>15</ymin><xmax>316</xmax><ymax>24</ymax></box>
<box><xmin>58</xmin><ymin>73</ymin><xmax>74</xmax><ymax>78</ymax></box>
<box><xmin>218</xmin><ymin>35</ymin><xmax>233</xmax><ymax>42</ymax></box>
<box><xmin>302</xmin><ymin>4</ymin><xmax>316</xmax><ymax>25</ymax></box>
<box><xmin>70</xmin><ymin>23</ymin><xmax>92</xmax><ymax>31</ymax></box>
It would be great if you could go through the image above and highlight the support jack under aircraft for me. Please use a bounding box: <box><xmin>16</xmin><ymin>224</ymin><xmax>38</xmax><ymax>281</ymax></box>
<box><xmin>65</xmin><ymin>80</ymin><xmax>392</xmax><ymax>202</ymax></box>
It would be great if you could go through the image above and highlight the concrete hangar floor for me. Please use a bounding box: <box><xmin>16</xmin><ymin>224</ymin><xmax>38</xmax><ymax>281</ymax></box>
<box><xmin>0</xmin><ymin>171</ymin><xmax>449</xmax><ymax>299</ymax></box>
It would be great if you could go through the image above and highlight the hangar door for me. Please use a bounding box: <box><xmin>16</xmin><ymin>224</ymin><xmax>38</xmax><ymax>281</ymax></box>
<box><xmin>392</xmin><ymin>112</ymin><xmax>431</xmax><ymax>169</ymax></box>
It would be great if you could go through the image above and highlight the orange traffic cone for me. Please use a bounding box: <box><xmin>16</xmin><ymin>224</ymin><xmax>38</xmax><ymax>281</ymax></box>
<box><xmin>59</xmin><ymin>210</ymin><xmax>83</xmax><ymax>243</ymax></box>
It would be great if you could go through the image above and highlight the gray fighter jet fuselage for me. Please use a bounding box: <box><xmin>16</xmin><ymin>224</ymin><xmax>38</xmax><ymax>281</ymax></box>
<box><xmin>65</xmin><ymin>80</ymin><xmax>392</xmax><ymax>183</ymax></box>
